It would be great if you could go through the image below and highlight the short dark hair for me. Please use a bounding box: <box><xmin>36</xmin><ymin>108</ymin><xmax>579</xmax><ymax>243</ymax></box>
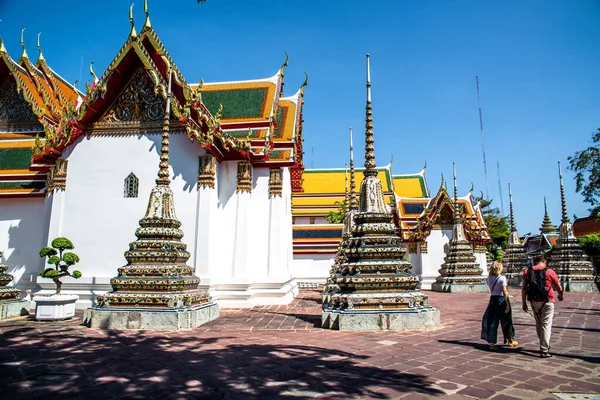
<box><xmin>533</xmin><ymin>254</ymin><xmax>546</xmax><ymax>265</ymax></box>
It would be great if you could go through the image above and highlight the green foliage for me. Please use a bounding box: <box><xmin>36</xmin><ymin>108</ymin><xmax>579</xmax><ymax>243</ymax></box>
<box><xmin>40</xmin><ymin>268</ymin><xmax>59</xmax><ymax>278</ymax></box>
<box><xmin>38</xmin><ymin>237</ymin><xmax>81</xmax><ymax>294</ymax></box>
<box><xmin>47</xmin><ymin>255</ymin><xmax>60</xmax><ymax>265</ymax></box>
<box><xmin>325</xmin><ymin>201</ymin><xmax>347</xmax><ymax>224</ymax></box>
<box><xmin>568</xmin><ymin>128</ymin><xmax>600</xmax><ymax>217</ymax></box>
<box><xmin>51</xmin><ymin>237</ymin><xmax>74</xmax><ymax>251</ymax></box>
<box><xmin>474</xmin><ymin>193</ymin><xmax>510</xmax><ymax>247</ymax></box>
<box><xmin>578</xmin><ymin>233</ymin><xmax>600</xmax><ymax>256</ymax></box>
<box><xmin>63</xmin><ymin>252</ymin><xmax>80</xmax><ymax>265</ymax></box>
<box><xmin>487</xmin><ymin>244</ymin><xmax>504</xmax><ymax>262</ymax></box>
<box><xmin>39</xmin><ymin>247</ymin><xmax>57</xmax><ymax>257</ymax></box>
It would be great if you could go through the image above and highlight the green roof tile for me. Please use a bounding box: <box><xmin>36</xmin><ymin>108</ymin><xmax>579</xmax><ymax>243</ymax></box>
<box><xmin>0</xmin><ymin>148</ymin><xmax>33</xmax><ymax>170</ymax></box>
<box><xmin>202</xmin><ymin>88</ymin><xmax>267</xmax><ymax>119</ymax></box>
<box><xmin>0</xmin><ymin>181</ymin><xmax>45</xmax><ymax>190</ymax></box>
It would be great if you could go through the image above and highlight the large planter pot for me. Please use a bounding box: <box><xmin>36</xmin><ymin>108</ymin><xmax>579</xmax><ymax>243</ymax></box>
<box><xmin>33</xmin><ymin>294</ymin><xmax>79</xmax><ymax>321</ymax></box>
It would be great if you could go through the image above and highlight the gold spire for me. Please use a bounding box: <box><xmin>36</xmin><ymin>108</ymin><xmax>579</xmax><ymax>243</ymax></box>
<box><xmin>364</xmin><ymin>53</ymin><xmax>377</xmax><ymax>177</ymax></box>
<box><xmin>20</xmin><ymin>28</ymin><xmax>28</xmax><ymax>59</ymax></box>
<box><xmin>37</xmin><ymin>33</ymin><xmax>44</xmax><ymax>61</ymax></box>
<box><xmin>508</xmin><ymin>183</ymin><xmax>516</xmax><ymax>232</ymax></box>
<box><xmin>558</xmin><ymin>161</ymin><xmax>569</xmax><ymax>223</ymax></box>
<box><xmin>440</xmin><ymin>173</ymin><xmax>445</xmax><ymax>191</ymax></box>
<box><xmin>0</xmin><ymin>38</ymin><xmax>6</xmax><ymax>54</ymax></box>
<box><xmin>300</xmin><ymin>71</ymin><xmax>309</xmax><ymax>96</ymax></box>
<box><xmin>349</xmin><ymin>127</ymin><xmax>358</xmax><ymax>210</ymax></box>
<box><xmin>344</xmin><ymin>162</ymin><xmax>349</xmax><ymax>208</ymax></box>
<box><xmin>453</xmin><ymin>163</ymin><xmax>459</xmax><ymax>223</ymax></box>
<box><xmin>144</xmin><ymin>0</ymin><xmax>152</xmax><ymax>29</ymax></box>
<box><xmin>129</xmin><ymin>4</ymin><xmax>137</xmax><ymax>38</ymax></box>
<box><xmin>156</xmin><ymin>55</ymin><xmax>172</xmax><ymax>186</ymax></box>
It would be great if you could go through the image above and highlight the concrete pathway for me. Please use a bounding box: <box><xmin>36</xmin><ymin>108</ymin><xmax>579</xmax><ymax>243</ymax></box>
<box><xmin>0</xmin><ymin>288</ymin><xmax>599</xmax><ymax>399</ymax></box>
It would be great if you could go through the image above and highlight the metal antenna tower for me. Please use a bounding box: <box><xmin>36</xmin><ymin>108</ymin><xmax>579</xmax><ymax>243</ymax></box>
<box><xmin>497</xmin><ymin>161</ymin><xmax>504</xmax><ymax>215</ymax></box>
<box><xmin>476</xmin><ymin>76</ymin><xmax>489</xmax><ymax>200</ymax></box>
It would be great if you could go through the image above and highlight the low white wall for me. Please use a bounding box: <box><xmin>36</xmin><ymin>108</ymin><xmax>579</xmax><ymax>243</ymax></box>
<box><xmin>292</xmin><ymin>252</ymin><xmax>334</xmax><ymax>286</ymax></box>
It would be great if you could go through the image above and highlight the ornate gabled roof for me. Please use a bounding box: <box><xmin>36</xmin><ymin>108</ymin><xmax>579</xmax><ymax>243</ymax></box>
<box><xmin>404</xmin><ymin>182</ymin><xmax>491</xmax><ymax>242</ymax></box>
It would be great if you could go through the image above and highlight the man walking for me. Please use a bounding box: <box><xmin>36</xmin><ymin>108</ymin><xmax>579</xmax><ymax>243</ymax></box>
<box><xmin>522</xmin><ymin>254</ymin><xmax>564</xmax><ymax>358</ymax></box>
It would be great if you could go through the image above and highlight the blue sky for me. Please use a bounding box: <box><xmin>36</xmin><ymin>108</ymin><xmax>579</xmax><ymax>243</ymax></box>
<box><xmin>1</xmin><ymin>0</ymin><xmax>599</xmax><ymax>234</ymax></box>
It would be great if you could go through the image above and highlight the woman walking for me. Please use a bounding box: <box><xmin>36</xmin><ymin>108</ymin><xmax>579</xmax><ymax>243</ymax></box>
<box><xmin>481</xmin><ymin>261</ymin><xmax>518</xmax><ymax>351</ymax></box>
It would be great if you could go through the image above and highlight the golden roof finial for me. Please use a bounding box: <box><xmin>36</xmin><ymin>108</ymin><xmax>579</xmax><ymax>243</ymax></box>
<box><xmin>37</xmin><ymin>32</ymin><xmax>44</xmax><ymax>61</ymax></box>
<box><xmin>129</xmin><ymin>4</ymin><xmax>137</xmax><ymax>38</ymax></box>
<box><xmin>279</xmin><ymin>52</ymin><xmax>289</xmax><ymax>78</ymax></box>
<box><xmin>20</xmin><ymin>28</ymin><xmax>28</xmax><ymax>59</ymax></box>
<box><xmin>0</xmin><ymin>37</ymin><xmax>6</xmax><ymax>54</ymax></box>
<box><xmin>89</xmin><ymin>60</ymin><xmax>98</xmax><ymax>84</ymax></box>
<box><xmin>423</xmin><ymin>160</ymin><xmax>427</xmax><ymax>170</ymax></box>
<box><xmin>144</xmin><ymin>0</ymin><xmax>152</xmax><ymax>29</ymax></box>
<box><xmin>300</xmin><ymin>71</ymin><xmax>309</xmax><ymax>95</ymax></box>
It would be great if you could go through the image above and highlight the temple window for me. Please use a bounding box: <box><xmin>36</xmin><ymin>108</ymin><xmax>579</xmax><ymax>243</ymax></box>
<box><xmin>124</xmin><ymin>173</ymin><xmax>139</xmax><ymax>198</ymax></box>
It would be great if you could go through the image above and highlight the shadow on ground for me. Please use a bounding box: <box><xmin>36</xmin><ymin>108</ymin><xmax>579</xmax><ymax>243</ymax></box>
<box><xmin>0</xmin><ymin>321</ymin><xmax>443</xmax><ymax>399</ymax></box>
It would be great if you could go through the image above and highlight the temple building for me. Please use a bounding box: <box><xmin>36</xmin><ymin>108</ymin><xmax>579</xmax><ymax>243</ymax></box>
<box><xmin>0</xmin><ymin>3</ymin><xmax>305</xmax><ymax>308</ymax></box>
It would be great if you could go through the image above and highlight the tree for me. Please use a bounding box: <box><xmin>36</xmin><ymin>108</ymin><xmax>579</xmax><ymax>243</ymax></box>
<box><xmin>568</xmin><ymin>128</ymin><xmax>600</xmax><ymax>218</ymax></box>
<box><xmin>578</xmin><ymin>233</ymin><xmax>600</xmax><ymax>257</ymax></box>
<box><xmin>474</xmin><ymin>193</ymin><xmax>510</xmax><ymax>248</ymax></box>
<box><xmin>39</xmin><ymin>237</ymin><xmax>82</xmax><ymax>295</ymax></box>
<box><xmin>326</xmin><ymin>201</ymin><xmax>347</xmax><ymax>224</ymax></box>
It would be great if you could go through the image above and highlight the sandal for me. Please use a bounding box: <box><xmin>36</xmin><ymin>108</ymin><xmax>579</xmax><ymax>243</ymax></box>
<box><xmin>508</xmin><ymin>340</ymin><xmax>519</xmax><ymax>348</ymax></box>
<box><xmin>489</xmin><ymin>343</ymin><xmax>498</xmax><ymax>351</ymax></box>
<box><xmin>540</xmin><ymin>352</ymin><xmax>553</xmax><ymax>358</ymax></box>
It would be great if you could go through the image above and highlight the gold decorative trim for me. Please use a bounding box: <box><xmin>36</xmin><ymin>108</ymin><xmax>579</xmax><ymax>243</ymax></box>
<box><xmin>198</xmin><ymin>155</ymin><xmax>216</xmax><ymax>189</ymax></box>
<box><xmin>408</xmin><ymin>242</ymin><xmax>417</xmax><ymax>254</ymax></box>
<box><xmin>269</xmin><ymin>168</ymin><xmax>283</xmax><ymax>198</ymax></box>
<box><xmin>420</xmin><ymin>241</ymin><xmax>428</xmax><ymax>254</ymax></box>
<box><xmin>236</xmin><ymin>161</ymin><xmax>252</xmax><ymax>193</ymax></box>
<box><xmin>46</xmin><ymin>159</ymin><xmax>68</xmax><ymax>193</ymax></box>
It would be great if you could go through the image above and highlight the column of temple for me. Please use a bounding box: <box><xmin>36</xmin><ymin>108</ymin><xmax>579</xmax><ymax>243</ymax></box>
<box><xmin>194</xmin><ymin>155</ymin><xmax>218</xmax><ymax>289</ymax></box>
<box><xmin>504</xmin><ymin>183</ymin><xmax>528</xmax><ymax>286</ymax></box>
<box><xmin>547</xmin><ymin>162</ymin><xmax>595</xmax><ymax>292</ymax></box>
<box><xmin>84</xmin><ymin>60</ymin><xmax>218</xmax><ymax>329</ymax></box>
<box><xmin>322</xmin><ymin>54</ymin><xmax>440</xmax><ymax>331</ymax></box>
<box><xmin>432</xmin><ymin>165</ymin><xmax>487</xmax><ymax>293</ymax></box>
<box><xmin>232</xmin><ymin>161</ymin><xmax>252</xmax><ymax>280</ymax></box>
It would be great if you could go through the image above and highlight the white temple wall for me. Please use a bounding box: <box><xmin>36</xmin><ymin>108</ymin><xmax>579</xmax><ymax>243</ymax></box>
<box><xmin>36</xmin><ymin>133</ymin><xmax>207</xmax><ymax>307</ymax></box>
<box><xmin>420</xmin><ymin>228</ymin><xmax>451</xmax><ymax>290</ymax></box>
<box><xmin>247</xmin><ymin>167</ymin><xmax>270</xmax><ymax>279</ymax></box>
<box><xmin>475</xmin><ymin>252</ymin><xmax>489</xmax><ymax>276</ymax></box>
<box><xmin>0</xmin><ymin>197</ymin><xmax>50</xmax><ymax>291</ymax></box>
<box><xmin>292</xmin><ymin>252</ymin><xmax>333</xmax><ymax>286</ymax></box>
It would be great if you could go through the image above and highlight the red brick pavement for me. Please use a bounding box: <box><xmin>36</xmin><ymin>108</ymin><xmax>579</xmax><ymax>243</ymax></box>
<box><xmin>0</xmin><ymin>288</ymin><xmax>599</xmax><ymax>399</ymax></box>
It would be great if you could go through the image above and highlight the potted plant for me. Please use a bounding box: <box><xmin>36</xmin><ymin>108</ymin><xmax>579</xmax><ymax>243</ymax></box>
<box><xmin>33</xmin><ymin>237</ymin><xmax>82</xmax><ymax>320</ymax></box>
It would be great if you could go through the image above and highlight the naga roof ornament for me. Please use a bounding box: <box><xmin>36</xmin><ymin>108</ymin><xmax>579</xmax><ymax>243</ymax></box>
<box><xmin>20</xmin><ymin>28</ymin><xmax>28</xmax><ymax>59</ymax></box>
<box><xmin>144</xmin><ymin>0</ymin><xmax>152</xmax><ymax>29</ymax></box>
<box><xmin>36</xmin><ymin>33</ymin><xmax>44</xmax><ymax>61</ymax></box>
<box><xmin>299</xmin><ymin>71</ymin><xmax>309</xmax><ymax>95</ymax></box>
<box><xmin>129</xmin><ymin>4</ymin><xmax>137</xmax><ymax>39</ymax></box>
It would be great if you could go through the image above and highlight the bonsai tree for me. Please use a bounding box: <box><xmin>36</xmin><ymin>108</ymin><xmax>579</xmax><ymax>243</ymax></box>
<box><xmin>39</xmin><ymin>237</ymin><xmax>81</xmax><ymax>295</ymax></box>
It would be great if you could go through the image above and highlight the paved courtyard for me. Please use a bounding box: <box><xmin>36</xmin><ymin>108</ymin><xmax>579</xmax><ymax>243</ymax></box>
<box><xmin>0</xmin><ymin>288</ymin><xmax>599</xmax><ymax>400</ymax></box>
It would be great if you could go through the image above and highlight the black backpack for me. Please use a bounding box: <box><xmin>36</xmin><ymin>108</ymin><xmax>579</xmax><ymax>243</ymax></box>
<box><xmin>526</xmin><ymin>266</ymin><xmax>549</xmax><ymax>302</ymax></box>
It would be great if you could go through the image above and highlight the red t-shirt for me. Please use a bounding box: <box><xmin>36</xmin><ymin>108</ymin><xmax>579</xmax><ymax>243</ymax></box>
<box><xmin>522</xmin><ymin>265</ymin><xmax>560</xmax><ymax>303</ymax></box>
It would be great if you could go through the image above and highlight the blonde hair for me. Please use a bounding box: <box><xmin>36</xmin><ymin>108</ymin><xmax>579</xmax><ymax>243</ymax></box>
<box><xmin>488</xmin><ymin>261</ymin><xmax>503</xmax><ymax>276</ymax></box>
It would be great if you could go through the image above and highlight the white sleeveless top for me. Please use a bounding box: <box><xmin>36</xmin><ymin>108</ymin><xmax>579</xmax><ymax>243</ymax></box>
<box><xmin>487</xmin><ymin>275</ymin><xmax>507</xmax><ymax>296</ymax></box>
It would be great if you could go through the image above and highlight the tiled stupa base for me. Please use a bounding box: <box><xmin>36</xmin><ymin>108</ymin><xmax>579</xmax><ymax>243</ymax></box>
<box><xmin>431</xmin><ymin>282</ymin><xmax>489</xmax><ymax>293</ymax></box>
<box><xmin>322</xmin><ymin>307</ymin><xmax>440</xmax><ymax>331</ymax></box>
<box><xmin>0</xmin><ymin>299</ymin><xmax>29</xmax><ymax>320</ymax></box>
<box><xmin>83</xmin><ymin>301</ymin><xmax>219</xmax><ymax>330</ymax></box>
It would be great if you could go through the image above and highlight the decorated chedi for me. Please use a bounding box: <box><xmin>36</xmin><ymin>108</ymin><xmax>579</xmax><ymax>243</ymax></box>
<box><xmin>504</xmin><ymin>184</ymin><xmax>528</xmax><ymax>287</ymax></box>
<box><xmin>547</xmin><ymin>162</ymin><xmax>595</xmax><ymax>292</ymax></box>
<box><xmin>0</xmin><ymin>251</ymin><xmax>28</xmax><ymax>320</ymax></box>
<box><xmin>322</xmin><ymin>54</ymin><xmax>440</xmax><ymax>331</ymax></box>
<box><xmin>323</xmin><ymin>129</ymin><xmax>359</xmax><ymax>305</ymax></box>
<box><xmin>84</xmin><ymin>58</ymin><xmax>218</xmax><ymax>329</ymax></box>
<box><xmin>540</xmin><ymin>197</ymin><xmax>558</xmax><ymax>235</ymax></box>
<box><xmin>432</xmin><ymin>164</ymin><xmax>487</xmax><ymax>293</ymax></box>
